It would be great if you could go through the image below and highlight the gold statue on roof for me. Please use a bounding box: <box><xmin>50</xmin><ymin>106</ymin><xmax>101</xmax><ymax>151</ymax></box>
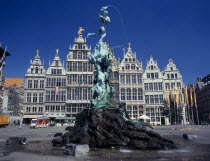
<box><xmin>78</xmin><ymin>27</ymin><xmax>85</xmax><ymax>35</ymax></box>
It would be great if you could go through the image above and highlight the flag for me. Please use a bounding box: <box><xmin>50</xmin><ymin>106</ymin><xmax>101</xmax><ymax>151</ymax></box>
<box><xmin>184</xmin><ymin>87</ymin><xmax>189</xmax><ymax>104</ymax></box>
<box><xmin>193</xmin><ymin>85</ymin><xmax>197</xmax><ymax>105</ymax></box>
<box><xmin>165</xmin><ymin>88</ymin><xmax>170</xmax><ymax>105</ymax></box>
<box><xmin>190</xmin><ymin>86</ymin><xmax>193</xmax><ymax>107</ymax></box>
<box><xmin>55</xmin><ymin>87</ymin><xmax>59</xmax><ymax>96</ymax></box>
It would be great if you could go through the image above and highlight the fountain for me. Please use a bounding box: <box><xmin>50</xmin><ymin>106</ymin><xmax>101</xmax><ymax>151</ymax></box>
<box><xmin>63</xmin><ymin>6</ymin><xmax>177</xmax><ymax>150</ymax></box>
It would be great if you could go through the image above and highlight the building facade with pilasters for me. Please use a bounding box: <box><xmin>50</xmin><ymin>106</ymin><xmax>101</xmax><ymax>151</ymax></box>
<box><xmin>23</xmin><ymin>50</ymin><xmax>46</xmax><ymax>123</ymax></box>
<box><xmin>66</xmin><ymin>33</ymin><xmax>94</xmax><ymax>117</ymax></box>
<box><xmin>45</xmin><ymin>50</ymin><xmax>66</xmax><ymax>120</ymax></box>
<box><xmin>119</xmin><ymin>44</ymin><xmax>144</xmax><ymax>119</ymax></box>
<box><xmin>143</xmin><ymin>56</ymin><xmax>164</xmax><ymax>125</ymax></box>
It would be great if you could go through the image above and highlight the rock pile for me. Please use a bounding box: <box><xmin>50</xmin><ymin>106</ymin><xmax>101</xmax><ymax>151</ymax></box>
<box><xmin>63</xmin><ymin>103</ymin><xmax>177</xmax><ymax>150</ymax></box>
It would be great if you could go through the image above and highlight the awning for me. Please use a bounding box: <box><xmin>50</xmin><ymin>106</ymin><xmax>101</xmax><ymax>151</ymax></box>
<box><xmin>55</xmin><ymin>117</ymin><xmax>76</xmax><ymax>120</ymax></box>
<box><xmin>37</xmin><ymin>116</ymin><xmax>50</xmax><ymax>119</ymax></box>
<box><xmin>138</xmin><ymin>115</ymin><xmax>150</xmax><ymax>119</ymax></box>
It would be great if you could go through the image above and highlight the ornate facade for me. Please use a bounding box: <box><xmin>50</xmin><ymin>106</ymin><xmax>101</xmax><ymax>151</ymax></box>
<box><xmin>22</xmin><ymin>29</ymin><xmax>185</xmax><ymax>125</ymax></box>
<box><xmin>119</xmin><ymin>44</ymin><xmax>144</xmax><ymax>119</ymax></box>
<box><xmin>66</xmin><ymin>32</ymin><xmax>94</xmax><ymax>117</ymax></box>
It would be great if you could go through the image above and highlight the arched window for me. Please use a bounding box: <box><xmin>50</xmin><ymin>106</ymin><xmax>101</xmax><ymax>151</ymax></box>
<box><xmin>171</xmin><ymin>74</ymin><xmax>174</xmax><ymax>79</ymax></box>
<box><xmin>35</xmin><ymin>67</ymin><xmax>38</xmax><ymax>74</ymax></box>
<box><xmin>127</xmin><ymin>105</ymin><xmax>132</xmax><ymax>110</ymax></box>
<box><xmin>131</xmin><ymin>64</ymin><xmax>135</xmax><ymax>70</ymax></box>
<box><xmin>121</xmin><ymin>88</ymin><xmax>126</xmax><ymax>100</ymax></box>
<box><xmin>127</xmin><ymin>88</ymin><xmax>131</xmax><ymax>100</ymax></box>
<box><xmin>132</xmin><ymin>88</ymin><xmax>137</xmax><ymax>100</ymax></box>
<box><xmin>125</xmin><ymin>64</ymin><xmax>130</xmax><ymax>70</ymax></box>
<box><xmin>133</xmin><ymin>105</ymin><xmax>137</xmax><ymax>111</ymax></box>
<box><xmin>138</xmin><ymin>88</ymin><xmax>143</xmax><ymax>100</ymax></box>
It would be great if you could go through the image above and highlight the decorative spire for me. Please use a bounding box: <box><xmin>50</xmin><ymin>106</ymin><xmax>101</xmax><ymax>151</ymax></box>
<box><xmin>36</xmin><ymin>49</ymin><xmax>39</xmax><ymax>55</ymax></box>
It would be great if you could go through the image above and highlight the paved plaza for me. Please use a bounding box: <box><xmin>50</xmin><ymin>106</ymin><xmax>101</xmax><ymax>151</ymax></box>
<box><xmin>0</xmin><ymin>125</ymin><xmax>210</xmax><ymax>161</ymax></box>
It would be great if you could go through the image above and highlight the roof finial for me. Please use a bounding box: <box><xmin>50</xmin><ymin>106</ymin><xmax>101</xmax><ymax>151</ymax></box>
<box><xmin>128</xmin><ymin>42</ymin><xmax>131</xmax><ymax>48</ymax></box>
<box><xmin>36</xmin><ymin>49</ymin><xmax>39</xmax><ymax>55</ymax></box>
<box><xmin>56</xmin><ymin>49</ymin><xmax>59</xmax><ymax>54</ymax></box>
<box><xmin>78</xmin><ymin>27</ymin><xmax>85</xmax><ymax>36</ymax></box>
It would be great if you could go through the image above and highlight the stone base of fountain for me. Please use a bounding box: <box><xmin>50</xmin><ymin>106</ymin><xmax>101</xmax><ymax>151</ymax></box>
<box><xmin>63</xmin><ymin>100</ymin><xmax>177</xmax><ymax>150</ymax></box>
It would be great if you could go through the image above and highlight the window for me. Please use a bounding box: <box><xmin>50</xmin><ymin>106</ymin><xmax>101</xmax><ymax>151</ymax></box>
<box><xmin>137</xmin><ymin>75</ymin><xmax>142</xmax><ymax>84</ymax></box>
<box><xmin>40</xmin><ymin>80</ymin><xmax>44</xmax><ymax>89</ymax></box>
<box><xmin>34</xmin><ymin>80</ymin><xmax>38</xmax><ymax>89</ymax></box>
<box><xmin>67</xmin><ymin>88</ymin><xmax>71</xmax><ymax>100</ymax></box>
<box><xmin>171</xmin><ymin>67</ymin><xmax>173</xmax><ymax>70</ymax></box>
<box><xmin>67</xmin><ymin>62</ymin><xmax>72</xmax><ymax>71</ymax></box>
<box><xmin>159</xmin><ymin>95</ymin><xmax>163</xmax><ymax>103</ymax></box>
<box><xmin>133</xmin><ymin>105</ymin><xmax>137</xmax><ymax>110</ymax></box>
<box><xmin>150</xmin><ymin>95</ymin><xmax>154</xmax><ymax>104</ymax></box>
<box><xmin>127</xmin><ymin>105</ymin><xmax>132</xmax><ymax>110</ymax></box>
<box><xmin>39</xmin><ymin>93</ymin><xmax>43</xmax><ymax>103</ymax></box>
<box><xmin>131</xmin><ymin>64</ymin><xmax>135</xmax><ymax>70</ymax></box>
<box><xmin>175</xmin><ymin>73</ymin><xmax>178</xmax><ymax>78</ymax></box>
<box><xmin>145</xmin><ymin>95</ymin><xmax>149</xmax><ymax>104</ymax></box>
<box><xmin>114</xmin><ymin>72</ymin><xmax>118</xmax><ymax>80</ymax></box>
<box><xmin>133</xmin><ymin>88</ymin><xmax>137</xmax><ymax>100</ymax></box>
<box><xmin>144</xmin><ymin>83</ymin><xmax>148</xmax><ymax>91</ymax></box>
<box><xmin>88</xmin><ymin>88</ymin><xmax>92</xmax><ymax>100</ymax></box>
<box><xmin>121</xmin><ymin>88</ymin><xmax>126</xmax><ymax>100</ymax></box>
<box><xmin>165</xmin><ymin>83</ymin><xmax>170</xmax><ymax>90</ymax></box>
<box><xmin>127</xmin><ymin>88</ymin><xmax>131</xmax><ymax>100</ymax></box>
<box><xmin>138</xmin><ymin>88</ymin><xmax>143</xmax><ymax>100</ymax></box>
<box><xmin>149</xmin><ymin>83</ymin><xmax>153</xmax><ymax>91</ymax></box>
<box><xmin>38</xmin><ymin>107</ymin><xmax>43</xmax><ymax>112</ymax></box>
<box><xmin>78</xmin><ymin>62</ymin><xmax>82</xmax><ymax>71</ymax></box>
<box><xmin>88</xmin><ymin>75</ymin><xmax>92</xmax><ymax>85</ymax></box>
<box><xmin>28</xmin><ymin>80</ymin><xmax>32</xmax><ymax>89</ymax></box>
<box><xmin>147</xmin><ymin>73</ymin><xmax>150</xmax><ymax>78</ymax></box>
<box><xmin>120</xmin><ymin>75</ymin><xmax>125</xmax><ymax>84</ymax></box>
<box><xmin>151</xmin><ymin>73</ymin><xmax>154</xmax><ymax>79</ymax></box>
<box><xmin>151</xmin><ymin>66</ymin><xmax>153</xmax><ymax>70</ymax></box>
<box><xmin>26</xmin><ymin>107</ymin><xmax>31</xmax><ymax>112</ymax></box>
<box><xmin>35</xmin><ymin>67</ymin><xmax>38</xmax><ymax>74</ymax></box>
<box><xmin>83</xmin><ymin>63</ymin><xmax>87</xmax><ymax>72</ymax></box>
<box><xmin>32</xmin><ymin>107</ymin><xmax>37</xmax><ymax>112</ymax></box>
<box><xmin>33</xmin><ymin>93</ymin><xmax>38</xmax><ymax>103</ymax></box>
<box><xmin>158</xmin><ymin>82</ymin><xmax>163</xmax><ymax>90</ymax></box>
<box><xmin>27</xmin><ymin>93</ymin><xmax>31</xmax><ymax>103</ymax></box>
<box><xmin>125</xmin><ymin>64</ymin><xmax>130</xmax><ymax>70</ymax></box>
<box><xmin>83</xmin><ymin>88</ymin><xmax>88</xmax><ymax>100</ymax></box>
<box><xmin>177</xmin><ymin>82</ymin><xmax>181</xmax><ymax>88</ymax></box>
<box><xmin>155</xmin><ymin>73</ymin><xmax>158</xmax><ymax>79</ymax></box>
<box><xmin>51</xmin><ymin>69</ymin><xmax>56</xmax><ymax>74</ymax></box>
<box><xmin>171</xmin><ymin>83</ymin><xmax>175</xmax><ymax>89</ymax></box>
<box><xmin>126</xmin><ymin>75</ymin><xmax>130</xmax><ymax>84</ymax></box>
<box><xmin>154</xmin><ymin>95</ymin><xmax>159</xmax><ymax>103</ymax></box>
<box><xmin>167</xmin><ymin>74</ymin><xmax>170</xmax><ymax>79</ymax></box>
<box><xmin>154</xmin><ymin>83</ymin><xmax>158</xmax><ymax>91</ymax></box>
<box><xmin>132</xmin><ymin>75</ymin><xmax>136</xmax><ymax>84</ymax></box>
<box><xmin>73</xmin><ymin>62</ymin><xmax>77</xmax><ymax>71</ymax></box>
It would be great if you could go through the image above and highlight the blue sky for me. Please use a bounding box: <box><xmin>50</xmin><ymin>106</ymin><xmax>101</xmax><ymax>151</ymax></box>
<box><xmin>1</xmin><ymin>0</ymin><xmax>210</xmax><ymax>85</ymax></box>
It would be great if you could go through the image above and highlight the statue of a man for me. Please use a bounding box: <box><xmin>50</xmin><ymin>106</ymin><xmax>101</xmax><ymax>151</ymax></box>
<box><xmin>87</xmin><ymin>6</ymin><xmax>111</xmax><ymax>42</ymax></box>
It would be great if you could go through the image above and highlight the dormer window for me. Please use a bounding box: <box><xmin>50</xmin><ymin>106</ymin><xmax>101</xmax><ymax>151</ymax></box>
<box><xmin>131</xmin><ymin>64</ymin><xmax>135</xmax><ymax>70</ymax></box>
<box><xmin>75</xmin><ymin>45</ymin><xmax>78</xmax><ymax>49</ymax></box>
<box><xmin>133</xmin><ymin>58</ymin><xmax>135</xmax><ymax>61</ymax></box>
<box><xmin>151</xmin><ymin>66</ymin><xmax>153</xmax><ymax>70</ymax></box>
<box><xmin>129</xmin><ymin>58</ymin><xmax>132</xmax><ymax>62</ymax></box>
<box><xmin>171</xmin><ymin>74</ymin><xmax>174</xmax><ymax>79</ymax></box>
<box><xmin>171</xmin><ymin>67</ymin><xmax>173</xmax><ymax>70</ymax></box>
<box><xmin>35</xmin><ymin>67</ymin><xmax>38</xmax><ymax>74</ymax></box>
<box><xmin>125</xmin><ymin>58</ymin><xmax>128</xmax><ymax>62</ymax></box>
<box><xmin>126</xmin><ymin>64</ymin><xmax>130</xmax><ymax>70</ymax></box>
